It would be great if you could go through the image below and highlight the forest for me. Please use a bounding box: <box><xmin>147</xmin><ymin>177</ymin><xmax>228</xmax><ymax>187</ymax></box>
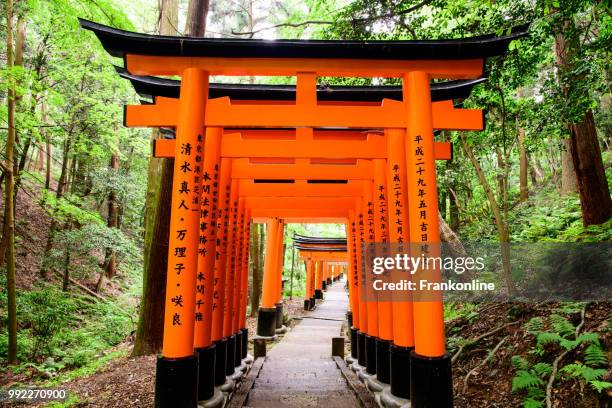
<box><xmin>0</xmin><ymin>0</ymin><xmax>610</xmax><ymax>407</ymax></box>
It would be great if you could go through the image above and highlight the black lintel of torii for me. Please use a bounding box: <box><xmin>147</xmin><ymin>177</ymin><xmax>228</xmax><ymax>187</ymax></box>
<box><xmin>293</xmin><ymin>234</ymin><xmax>347</xmax><ymax>246</ymax></box>
<box><xmin>114</xmin><ymin>66</ymin><xmax>486</xmax><ymax>103</ymax></box>
<box><xmin>294</xmin><ymin>245</ymin><xmax>348</xmax><ymax>252</ymax></box>
<box><xmin>80</xmin><ymin>18</ymin><xmax>528</xmax><ymax>61</ymax></box>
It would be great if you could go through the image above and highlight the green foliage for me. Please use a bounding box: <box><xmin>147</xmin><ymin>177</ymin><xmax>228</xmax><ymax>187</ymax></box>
<box><xmin>19</xmin><ymin>287</ymin><xmax>75</xmax><ymax>359</ymax></box>
<box><xmin>511</xmin><ymin>356</ymin><xmax>550</xmax><ymax>407</ymax></box>
<box><xmin>589</xmin><ymin>380</ymin><xmax>612</xmax><ymax>394</ymax></box>
<box><xmin>524</xmin><ymin>317</ymin><xmax>545</xmax><ymax>335</ymax></box>
<box><xmin>514</xmin><ymin>306</ymin><xmax>609</xmax><ymax>406</ymax></box>
<box><xmin>583</xmin><ymin>343</ymin><xmax>608</xmax><ymax>367</ymax></box>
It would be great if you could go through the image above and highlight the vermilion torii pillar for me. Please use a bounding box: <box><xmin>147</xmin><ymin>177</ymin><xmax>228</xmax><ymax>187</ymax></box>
<box><xmin>156</xmin><ymin>68</ymin><xmax>208</xmax><ymax>408</ymax></box>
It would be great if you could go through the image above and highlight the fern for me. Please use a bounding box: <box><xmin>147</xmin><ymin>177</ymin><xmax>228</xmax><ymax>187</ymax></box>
<box><xmin>536</xmin><ymin>332</ymin><xmax>562</xmax><ymax>347</ymax></box>
<box><xmin>532</xmin><ymin>362</ymin><xmax>552</xmax><ymax>377</ymax></box>
<box><xmin>512</xmin><ymin>355</ymin><xmax>531</xmax><ymax>370</ymax></box>
<box><xmin>554</xmin><ymin>302</ymin><xmax>586</xmax><ymax>315</ymax></box>
<box><xmin>523</xmin><ymin>398</ymin><xmax>544</xmax><ymax>408</ymax></box>
<box><xmin>561</xmin><ymin>363</ymin><xmax>607</xmax><ymax>382</ymax></box>
<box><xmin>584</xmin><ymin>343</ymin><xmax>607</xmax><ymax>367</ymax></box>
<box><xmin>524</xmin><ymin>317</ymin><xmax>544</xmax><ymax>335</ymax></box>
<box><xmin>589</xmin><ymin>380</ymin><xmax>612</xmax><ymax>393</ymax></box>
<box><xmin>549</xmin><ymin>314</ymin><xmax>575</xmax><ymax>337</ymax></box>
<box><xmin>512</xmin><ymin>370</ymin><xmax>544</xmax><ymax>392</ymax></box>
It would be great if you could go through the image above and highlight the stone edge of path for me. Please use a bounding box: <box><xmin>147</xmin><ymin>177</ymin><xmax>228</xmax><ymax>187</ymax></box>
<box><xmin>227</xmin><ymin>357</ymin><xmax>265</xmax><ymax>408</ymax></box>
<box><xmin>333</xmin><ymin>355</ymin><xmax>379</xmax><ymax>408</ymax></box>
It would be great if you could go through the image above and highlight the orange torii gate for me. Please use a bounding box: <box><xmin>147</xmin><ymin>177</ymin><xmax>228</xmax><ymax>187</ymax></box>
<box><xmin>81</xmin><ymin>18</ymin><xmax>525</xmax><ymax>408</ymax></box>
<box><xmin>294</xmin><ymin>235</ymin><xmax>348</xmax><ymax>309</ymax></box>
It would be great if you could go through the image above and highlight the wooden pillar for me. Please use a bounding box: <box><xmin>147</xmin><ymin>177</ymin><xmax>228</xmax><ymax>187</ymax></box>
<box><xmin>223</xmin><ymin>179</ymin><xmax>239</xmax><ymax>338</ymax></box>
<box><xmin>156</xmin><ymin>68</ymin><xmax>208</xmax><ymax>408</ymax></box>
<box><xmin>373</xmin><ymin>159</ymin><xmax>393</xmax><ymax>342</ymax></box>
<box><xmin>404</xmin><ymin>71</ymin><xmax>452</xmax><ymax>407</ymax></box>
<box><xmin>363</xmin><ymin>181</ymin><xmax>378</xmax><ymax>376</ymax></box>
<box><xmin>257</xmin><ymin>217</ymin><xmax>279</xmax><ymax>337</ymax></box>
<box><xmin>211</xmin><ymin>158</ymin><xmax>231</xmax><ymax>342</ymax></box>
<box><xmin>363</xmin><ymin>182</ymin><xmax>379</xmax><ymax>340</ymax></box>
<box><xmin>232</xmin><ymin>197</ymin><xmax>246</xmax><ymax>334</ymax></box>
<box><xmin>372</xmin><ymin>158</ymin><xmax>393</xmax><ymax>384</ymax></box>
<box><xmin>194</xmin><ymin>127</ymin><xmax>221</xmax><ymax>349</ymax></box>
<box><xmin>211</xmin><ymin>158</ymin><xmax>231</xmax><ymax>387</ymax></box>
<box><xmin>260</xmin><ymin>218</ymin><xmax>279</xmax><ymax>309</ymax></box>
<box><xmin>239</xmin><ymin>207</ymin><xmax>252</xmax><ymax>329</ymax></box>
<box><xmin>275</xmin><ymin>220</ymin><xmax>285</xmax><ymax>304</ymax></box>
<box><xmin>356</xmin><ymin>199</ymin><xmax>368</xmax><ymax>368</ymax></box>
<box><xmin>238</xmin><ymin>208</ymin><xmax>251</xmax><ymax>359</ymax></box>
<box><xmin>386</xmin><ymin>128</ymin><xmax>415</xmax><ymax>349</ymax></box>
<box><xmin>346</xmin><ymin>215</ymin><xmax>360</xmax><ymax>329</ymax></box>
<box><xmin>193</xmin><ymin>127</ymin><xmax>222</xmax><ymax>401</ymax></box>
<box><xmin>274</xmin><ymin>220</ymin><xmax>285</xmax><ymax>329</ymax></box>
<box><xmin>304</xmin><ymin>259</ymin><xmax>313</xmax><ymax>310</ymax></box>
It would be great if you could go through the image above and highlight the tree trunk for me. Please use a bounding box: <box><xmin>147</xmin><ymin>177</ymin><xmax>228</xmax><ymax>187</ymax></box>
<box><xmin>5</xmin><ymin>0</ymin><xmax>18</xmax><ymax>365</ymax></box>
<box><xmin>560</xmin><ymin>138</ymin><xmax>578</xmax><ymax>195</ymax></box>
<box><xmin>569</xmin><ymin>111</ymin><xmax>612</xmax><ymax>225</ymax></box>
<box><xmin>40</xmin><ymin>137</ymin><xmax>71</xmax><ymax>277</ymax></box>
<box><xmin>184</xmin><ymin>0</ymin><xmax>210</xmax><ymax>36</ymax></box>
<box><xmin>132</xmin><ymin>0</ymin><xmax>179</xmax><ymax>357</ymax></box>
<box><xmin>438</xmin><ymin>212</ymin><xmax>466</xmax><ymax>258</ymax></box>
<box><xmin>45</xmin><ymin>136</ymin><xmax>52</xmax><ymax>189</ymax></box>
<box><xmin>62</xmin><ymin>232</ymin><xmax>71</xmax><ymax>292</ymax></box>
<box><xmin>518</xmin><ymin>126</ymin><xmax>528</xmax><ymax>201</ymax></box>
<box><xmin>554</xmin><ymin>22</ymin><xmax>611</xmax><ymax>224</ymax></box>
<box><xmin>104</xmin><ymin>154</ymin><xmax>119</xmax><ymax>279</ymax></box>
<box><xmin>460</xmin><ymin>133</ymin><xmax>517</xmax><ymax>296</ymax></box>
<box><xmin>439</xmin><ymin>188</ymin><xmax>447</xmax><ymax>221</ymax></box>
<box><xmin>528</xmin><ymin>153</ymin><xmax>544</xmax><ymax>185</ymax></box>
<box><xmin>250</xmin><ymin>223</ymin><xmax>262</xmax><ymax>317</ymax></box>
<box><xmin>449</xmin><ymin>188</ymin><xmax>460</xmax><ymax>231</ymax></box>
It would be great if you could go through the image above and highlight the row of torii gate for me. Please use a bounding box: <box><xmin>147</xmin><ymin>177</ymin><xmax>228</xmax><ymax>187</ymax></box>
<box><xmin>81</xmin><ymin>19</ymin><xmax>526</xmax><ymax>408</ymax></box>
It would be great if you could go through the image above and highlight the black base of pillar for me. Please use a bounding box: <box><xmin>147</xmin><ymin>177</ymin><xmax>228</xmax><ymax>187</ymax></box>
<box><xmin>350</xmin><ymin>327</ymin><xmax>358</xmax><ymax>359</ymax></box>
<box><xmin>214</xmin><ymin>338</ymin><xmax>227</xmax><ymax>386</ymax></box>
<box><xmin>327</xmin><ymin>278</ymin><xmax>332</xmax><ymax>285</ymax></box>
<box><xmin>234</xmin><ymin>331</ymin><xmax>242</xmax><ymax>367</ymax></box>
<box><xmin>225</xmin><ymin>335</ymin><xmax>236</xmax><ymax>376</ymax></box>
<box><xmin>275</xmin><ymin>303</ymin><xmax>284</xmax><ymax>329</ymax></box>
<box><xmin>314</xmin><ymin>289</ymin><xmax>323</xmax><ymax>299</ymax></box>
<box><xmin>410</xmin><ymin>352</ymin><xmax>453</xmax><ymax>407</ymax></box>
<box><xmin>390</xmin><ymin>345</ymin><xmax>413</xmax><ymax>399</ymax></box>
<box><xmin>155</xmin><ymin>354</ymin><xmax>198</xmax><ymax>408</ymax></box>
<box><xmin>257</xmin><ymin>307</ymin><xmax>277</xmax><ymax>337</ymax></box>
<box><xmin>309</xmin><ymin>297</ymin><xmax>315</xmax><ymax>309</ymax></box>
<box><xmin>376</xmin><ymin>339</ymin><xmax>391</xmax><ymax>384</ymax></box>
<box><xmin>304</xmin><ymin>299</ymin><xmax>310</xmax><ymax>310</ymax></box>
<box><xmin>322</xmin><ymin>281</ymin><xmax>327</xmax><ymax>290</ymax></box>
<box><xmin>195</xmin><ymin>345</ymin><xmax>216</xmax><ymax>401</ymax></box>
<box><xmin>241</xmin><ymin>328</ymin><xmax>248</xmax><ymax>359</ymax></box>
<box><xmin>346</xmin><ymin>311</ymin><xmax>353</xmax><ymax>327</ymax></box>
<box><xmin>365</xmin><ymin>335</ymin><xmax>377</xmax><ymax>375</ymax></box>
<box><xmin>357</xmin><ymin>331</ymin><xmax>366</xmax><ymax>366</ymax></box>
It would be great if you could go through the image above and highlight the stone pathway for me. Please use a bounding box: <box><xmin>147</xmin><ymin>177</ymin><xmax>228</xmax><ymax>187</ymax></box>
<box><xmin>245</xmin><ymin>278</ymin><xmax>360</xmax><ymax>408</ymax></box>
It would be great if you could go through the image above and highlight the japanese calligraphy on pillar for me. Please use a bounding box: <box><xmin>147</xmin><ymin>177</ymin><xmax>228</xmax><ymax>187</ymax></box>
<box><xmin>194</xmin><ymin>128</ymin><xmax>221</xmax><ymax>345</ymax></box>
<box><xmin>167</xmin><ymin>133</ymin><xmax>203</xmax><ymax>332</ymax></box>
<box><xmin>211</xmin><ymin>160</ymin><xmax>231</xmax><ymax>341</ymax></box>
<box><xmin>350</xmin><ymin>219</ymin><xmax>358</xmax><ymax>291</ymax></box>
<box><xmin>412</xmin><ymin>134</ymin><xmax>430</xmax><ymax>253</ymax></box>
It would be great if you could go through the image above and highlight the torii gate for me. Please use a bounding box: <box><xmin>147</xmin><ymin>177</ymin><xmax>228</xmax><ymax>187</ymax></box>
<box><xmin>81</xmin><ymin>18</ymin><xmax>525</xmax><ymax>408</ymax></box>
<box><xmin>294</xmin><ymin>234</ymin><xmax>348</xmax><ymax>308</ymax></box>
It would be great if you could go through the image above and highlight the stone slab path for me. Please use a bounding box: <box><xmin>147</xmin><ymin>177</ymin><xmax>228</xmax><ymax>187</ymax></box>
<box><xmin>245</xmin><ymin>278</ymin><xmax>360</xmax><ymax>408</ymax></box>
